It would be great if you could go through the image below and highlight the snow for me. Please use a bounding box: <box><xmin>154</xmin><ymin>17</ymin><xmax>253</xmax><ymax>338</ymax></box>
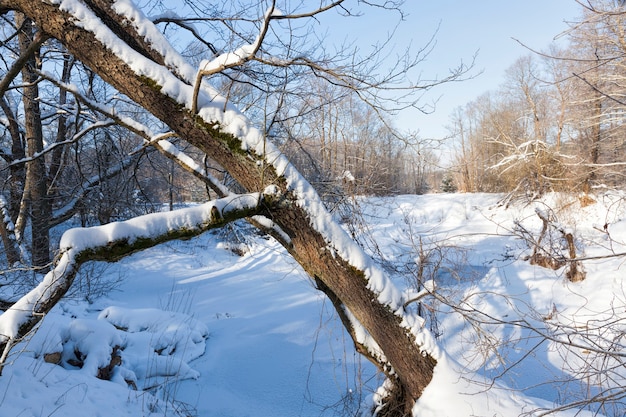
<box><xmin>3</xmin><ymin>192</ymin><xmax>626</xmax><ymax>416</ymax></box>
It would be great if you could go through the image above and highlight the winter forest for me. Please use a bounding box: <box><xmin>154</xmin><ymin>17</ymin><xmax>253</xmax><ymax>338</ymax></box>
<box><xmin>1</xmin><ymin>0</ymin><xmax>626</xmax><ymax>416</ymax></box>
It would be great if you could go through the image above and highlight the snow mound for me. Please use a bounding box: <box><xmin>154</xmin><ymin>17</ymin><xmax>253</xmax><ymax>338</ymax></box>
<box><xmin>32</xmin><ymin>306</ymin><xmax>209</xmax><ymax>391</ymax></box>
<box><xmin>98</xmin><ymin>306</ymin><xmax>208</xmax><ymax>388</ymax></box>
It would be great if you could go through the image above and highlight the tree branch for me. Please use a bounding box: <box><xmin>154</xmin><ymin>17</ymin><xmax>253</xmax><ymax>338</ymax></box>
<box><xmin>0</xmin><ymin>28</ymin><xmax>48</xmax><ymax>97</ymax></box>
<box><xmin>191</xmin><ymin>1</ymin><xmax>277</xmax><ymax>113</ymax></box>
<box><xmin>0</xmin><ymin>191</ymin><xmax>277</xmax><ymax>373</ymax></box>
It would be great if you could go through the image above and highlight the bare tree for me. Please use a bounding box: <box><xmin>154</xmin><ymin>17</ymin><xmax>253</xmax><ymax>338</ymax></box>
<box><xmin>0</xmin><ymin>13</ymin><xmax>207</xmax><ymax>273</ymax></box>
<box><xmin>13</xmin><ymin>13</ymin><xmax>50</xmax><ymax>268</ymax></box>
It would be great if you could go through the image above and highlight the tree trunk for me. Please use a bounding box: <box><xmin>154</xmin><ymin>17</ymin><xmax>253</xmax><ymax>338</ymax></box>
<box><xmin>0</xmin><ymin>99</ymin><xmax>23</xmax><ymax>265</ymax></box>
<box><xmin>16</xmin><ymin>13</ymin><xmax>51</xmax><ymax>269</ymax></box>
<box><xmin>584</xmin><ymin>90</ymin><xmax>602</xmax><ymax>192</ymax></box>
<box><xmin>6</xmin><ymin>1</ymin><xmax>437</xmax><ymax>413</ymax></box>
<box><xmin>47</xmin><ymin>53</ymin><xmax>73</xmax><ymax>194</ymax></box>
<box><xmin>0</xmin><ymin>196</ymin><xmax>20</xmax><ymax>265</ymax></box>
<box><xmin>0</xmin><ymin>98</ymin><xmax>25</xmax><ymax>227</ymax></box>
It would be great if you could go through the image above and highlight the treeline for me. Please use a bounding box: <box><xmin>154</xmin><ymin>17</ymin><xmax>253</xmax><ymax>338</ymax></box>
<box><xmin>274</xmin><ymin>81</ymin><xmax>440</xmax><ymax>197</ymax></box>
<box><xmin>449</xmin><ymin>1</ymin><xmax>626</xmax><ymax>196</ymax></box>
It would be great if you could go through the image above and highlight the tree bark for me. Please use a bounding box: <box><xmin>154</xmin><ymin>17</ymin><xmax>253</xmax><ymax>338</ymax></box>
<box><xmin>0</xmin><ymin>98</ymin><xmax>23</xmax><ymax>265</ymax></box>
<box><xmin>5</xmin><ymin>1</ymin><xmax>437</xmax><ymax>413</ymax></box>
<box><xmin>0</xmin><ymin>196</ymin><xmax>19</xmax><ymax>266</ymax></box>
<box><xmin>15</xmin><ymin>13</ymin><xmax>51</xmax><ymax>269</ymax></box>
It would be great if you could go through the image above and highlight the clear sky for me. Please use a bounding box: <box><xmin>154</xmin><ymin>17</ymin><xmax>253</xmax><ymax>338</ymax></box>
<box><xmin>324</xmin><ymin>1</ymin><xmax>583</xmax><ymax>140</ymax></box>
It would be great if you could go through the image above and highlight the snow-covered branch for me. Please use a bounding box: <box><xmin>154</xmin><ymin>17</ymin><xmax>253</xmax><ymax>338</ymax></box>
<box><xmin>191</xmin><ymin>3</ymin><xmax>279</xmax><ymax>113</ymax></box>
<box><xmin>0</xmin><ymin>191</ymin><xmax>276</xmax><ymax>372</ymax></box>
<box><xmin>148</xmin><ymin>136</ymin><xmax>232</xmax><ymax>198</ymax></box>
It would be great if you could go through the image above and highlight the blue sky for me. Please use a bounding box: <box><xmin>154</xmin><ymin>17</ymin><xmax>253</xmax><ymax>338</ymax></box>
<box><xmin>324</xmin><ymin>1</ymin><xmax>583</xmax><ymax>139</ymax></box>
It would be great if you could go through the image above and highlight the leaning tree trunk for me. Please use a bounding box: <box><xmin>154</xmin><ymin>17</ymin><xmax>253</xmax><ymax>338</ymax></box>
<box><xmin>4</xmin><ymin>1</ymin><xmax>437</xmax><ymax>414</ymax></box>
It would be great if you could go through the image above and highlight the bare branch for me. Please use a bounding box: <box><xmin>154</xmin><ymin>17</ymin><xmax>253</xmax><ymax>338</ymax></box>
<box><xmin>152</xmin><ymin>15</ymin><xmax>218</xmax><ymax>55</ymax></box>
<box><xmin>0</xmin><ymin>27</ymin><xmax>48</xmax><ymax>97</ymax></box>
<box><xmin>192</xmin><ymin>1</ymin><xmax>277</xmax><ymax>113</ymax></box>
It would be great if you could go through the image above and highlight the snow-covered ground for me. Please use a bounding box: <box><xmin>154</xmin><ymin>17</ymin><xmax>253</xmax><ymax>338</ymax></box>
<box><xmin>2</xmin><ymin>192</ymin><xmax>626</xmax><ymax>416</ymax></box>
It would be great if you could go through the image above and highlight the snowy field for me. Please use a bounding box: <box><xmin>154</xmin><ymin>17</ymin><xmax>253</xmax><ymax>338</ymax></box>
<box><xmin>1</xmin><ymin>192</ymin><xmax>626</xmax><ymax>416</ymax></box>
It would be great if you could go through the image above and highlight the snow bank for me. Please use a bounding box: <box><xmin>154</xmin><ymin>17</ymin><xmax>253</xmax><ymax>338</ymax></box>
<box><xmin>28</xmin><ymin>304</ymin><xmax>208</xmax><ymax>389</ymax></box>
<box><xmin>413</xmin><ymin>353</ymin><xmax>598</xmax><ymax>417</ymax></box>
